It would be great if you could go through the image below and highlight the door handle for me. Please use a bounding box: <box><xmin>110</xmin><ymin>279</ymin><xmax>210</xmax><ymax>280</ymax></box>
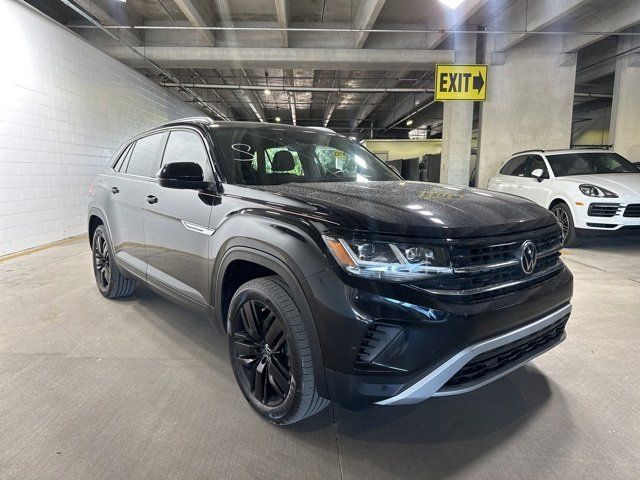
<box><xmin>146</xmin><ymin>195</ymin><xmax>158</xmax><ymax>204</ymax></box>
<box><xmin>110</xmin><ymin>186</ymin><xmax>119</xmax><ymax>194</ymax></box>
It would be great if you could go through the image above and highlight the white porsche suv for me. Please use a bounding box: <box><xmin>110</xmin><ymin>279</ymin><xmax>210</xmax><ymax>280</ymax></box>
<box><xmin>488</xmin><ymin>149</ymin><xmax>640</xmax><ymax>246</ymax></box>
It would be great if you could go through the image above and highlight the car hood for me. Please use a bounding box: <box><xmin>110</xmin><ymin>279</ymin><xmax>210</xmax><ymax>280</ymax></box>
<box><xmin>558</xmin><ymin>173</ymin><xmax>640</xmax><ymax>198</ymax></box>
<box><xmin>251</xmin><ymin>181</ymin><xmax>557</xmax><ymax>239</ymax></box>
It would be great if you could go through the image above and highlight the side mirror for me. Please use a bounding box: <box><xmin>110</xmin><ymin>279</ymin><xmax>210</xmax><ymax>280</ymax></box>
<box><xmin>531</xmin><ymin>168</ymin><xmax>547</xmax><ymax>182</ymax></box>
<box><xmin>158</xmin><ymin>162</ymin><xmax>216</xmax><ymax>192</ymax></box>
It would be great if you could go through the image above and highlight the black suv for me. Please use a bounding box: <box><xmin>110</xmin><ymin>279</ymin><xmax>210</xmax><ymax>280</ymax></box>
<box><xmin>88</xmin><ymin>117</ymin><xmax>573</xmax><ymax>425</ymax></box>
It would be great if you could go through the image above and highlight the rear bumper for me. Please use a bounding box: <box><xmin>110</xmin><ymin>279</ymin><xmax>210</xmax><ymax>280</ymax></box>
<box><xmin>376</xmin><ymin>303</ymin><xmax>570</xmax><ymax>405</ymax></box>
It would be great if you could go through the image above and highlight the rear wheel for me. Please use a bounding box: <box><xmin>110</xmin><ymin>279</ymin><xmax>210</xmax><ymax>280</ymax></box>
<box><xmin>551</xmin><ymin>203</ymin><xmax>580</xmax><ymax>247</ymax></box>
<box><xmin>227</xmin><ymin>276</ymin><xmax>329</xmax><ymax>425</ymax></box>
<box><xmin>92</xmin><ymin>225</ymin><xmax>137</xmax><ymax>298</ymax></box>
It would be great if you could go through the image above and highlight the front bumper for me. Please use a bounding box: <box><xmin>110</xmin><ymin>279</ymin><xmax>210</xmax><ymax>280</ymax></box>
<box><xmin>376</xmin><ymin>303</ymin><xmax>570</xmax><ymax>405</ymax></box>
<box><xmin>574</xmin><ymin>200</ymin><xmax>640</xmax><ymax>230</ymax></box>
<box><xmin>305</xmin><ymin>263</ymin><xmax>573</xmax><ymax>409</ymax></box>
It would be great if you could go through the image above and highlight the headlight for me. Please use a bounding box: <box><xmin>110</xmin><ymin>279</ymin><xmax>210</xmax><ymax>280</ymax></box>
<box><xmin>323</xmin><ymin>235</ymin><xmax>452</xmax><ymax>281</ymax></box>
<box><xmin>579</xmin><ymin>184</ymin><xmax>618</xmax><ymax>198</ymax></box>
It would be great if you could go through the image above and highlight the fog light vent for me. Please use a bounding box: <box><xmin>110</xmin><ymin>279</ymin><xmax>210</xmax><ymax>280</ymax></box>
<box><xmin>356</xmin><ymin>323</ymin><xmax>402</xmax><ymax>364</ymax></box>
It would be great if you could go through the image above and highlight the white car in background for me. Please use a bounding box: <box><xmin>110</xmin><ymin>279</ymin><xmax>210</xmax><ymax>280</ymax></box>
<box><xmin>488</xmin><ymin>149</ymin><xmax>640</xmax><ymax>246</ymax></box>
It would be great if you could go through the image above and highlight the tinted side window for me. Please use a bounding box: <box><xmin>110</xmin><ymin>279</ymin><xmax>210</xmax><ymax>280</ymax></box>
<box><xmin>500</xmin><ymin>155</ymin><xmax>527</xmax><ymax>175</ymax></box>
<box><xmin>126</xmin><ymin>133</ymin><xmax>165</xmax><ymax>177</ymax></box>
<box><xmin>112</xmin><ymin>144</ymin><xmax>129</xmax><ymax>171</ymax></box>
<box><xmin>524</xmin><ymin>155</ymin><xmax>548</xmax><ymax>177</ymax></box>
<box><xmin>114</xmin><ymin>143</ymin><xmax>133</xmax><ymax>172</ymax></box>
<box><xmin>162</xmin><ymin>130</ymin><xmax>210</xmax><ymax>175</ymax></box>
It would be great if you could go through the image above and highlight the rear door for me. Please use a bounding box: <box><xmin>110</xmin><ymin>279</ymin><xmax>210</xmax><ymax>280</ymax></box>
<box><xmin>491</xmin><ymin>155</ymin><xmax>528</xmax><ymax>196</ymax></box>
<box><xmin>109</xmin><ymin>132</ymin><xmax>167</xmax><ymax>276</ymax></box>
<box><xmin>144</xmin><ymin>128</ymin><xmax>216</xmax><ymax>308</ymax></box>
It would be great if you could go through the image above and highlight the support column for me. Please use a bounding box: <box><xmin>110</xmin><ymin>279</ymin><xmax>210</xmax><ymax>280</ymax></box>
<box><xmin>610</xmin><ymin>36</ymin><xmax>640</xmax><ymax>160</ymax></box>
<box><xmin>439</xmin><ymin>34</ymin><xmax>476</xmax><ymax>187</ymax></box>
<box><xmin>476</xmin><ymin>36</ymin><xmax>577</xmax><ymax>188</ymax></box>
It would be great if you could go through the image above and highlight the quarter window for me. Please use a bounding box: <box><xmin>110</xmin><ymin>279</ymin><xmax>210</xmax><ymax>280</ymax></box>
<box><xmin>125</xmin><ymin>133</ymin><xmax>166</xmax><ymax>177</ymax></box>
<box><xmin>500</xmin><ymin>155</ymin><xmax>527</xmax><ymax>176</ymax></box>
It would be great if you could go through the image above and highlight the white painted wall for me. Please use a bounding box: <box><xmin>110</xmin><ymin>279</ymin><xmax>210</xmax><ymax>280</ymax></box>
<box><xmin>0</xmin><ymin>0</ymin><xmax>201</xmax><ymax>256</ymax></box>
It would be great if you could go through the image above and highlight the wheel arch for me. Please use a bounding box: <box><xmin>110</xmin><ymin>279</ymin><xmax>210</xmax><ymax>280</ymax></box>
<box><xmin>214</xmin><ymin>246</ymin><xmax>329</xmax><ymax>398</ymax></box>
<box><xmin>548</xmin><ymin>196</ymin><xmax>574</xmax><ymax>215</ymax></box>
<box><xmin>87</xmin><ymin>207</ymin><xmax>112</xmax><ymax>246</ymax></box>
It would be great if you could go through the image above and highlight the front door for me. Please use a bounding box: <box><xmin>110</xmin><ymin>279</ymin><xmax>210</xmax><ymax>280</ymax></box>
<box><xmin>144</xmin><ymin>129</ymin><xmax>216</xmax><ymax>308</ymax></box>
<box><xmin>110</xmin><ymin>132</ymin><xmax>167</xmax><ymax>276</ymax></box>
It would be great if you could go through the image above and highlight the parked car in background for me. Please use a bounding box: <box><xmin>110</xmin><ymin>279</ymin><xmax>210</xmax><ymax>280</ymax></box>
<box><xmin>488</xmin><ymin>149</ymin><xmax>640</xmax><ymax>246</ymax></box>
<box><xmin>88</xmin><ymin>118</ymin><xmax>573</xmax><ymax>425</ymax></box>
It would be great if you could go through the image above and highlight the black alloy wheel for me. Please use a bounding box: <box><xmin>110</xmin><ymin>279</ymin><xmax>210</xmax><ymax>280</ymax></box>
<box><xmin>227</xmin><ymin>277</ymin><xmax>329</xmax><ymax>425</ymax></box>
<box><xmin>232</xmin><ymin>300</ymin><xmax>292</xmax><ymax>407</ymax></box>
<box><xmin>93</xmin><ymin>231</ymin><xmax>111</xmax><ymax>292</ymax></box>
<box><xmin>91</xmin><ymin>224</ymin><xmax>137</xmax><ymax>299</ymax></box>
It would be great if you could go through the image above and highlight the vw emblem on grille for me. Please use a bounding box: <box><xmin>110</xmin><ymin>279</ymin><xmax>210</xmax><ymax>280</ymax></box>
<box><xmin>519</xmin><ymin>240</ymin><xmax>537</xmax><ymax>275</ymax></box>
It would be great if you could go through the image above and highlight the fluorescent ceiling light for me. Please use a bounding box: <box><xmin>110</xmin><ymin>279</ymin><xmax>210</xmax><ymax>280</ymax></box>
<box><xmin>439</xmin><ymin>0</ymin><xmax>464</xmax><ymax>9</ymax></box>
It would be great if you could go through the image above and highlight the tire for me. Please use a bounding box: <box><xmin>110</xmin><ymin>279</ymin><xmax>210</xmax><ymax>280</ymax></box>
<box><xmin>91</xmin><ymin>224</ymin><xmax>137</xmax><ymax>298</ymax></box>
<box><xmin>227</xmin><ymin>276</ymin><xmax>329</xmax><ymax>425</ymax></box>
<box><xmin>551</xmin><ymin>202</ymin><xmax>580</xmax><ymax>247</ymax></box>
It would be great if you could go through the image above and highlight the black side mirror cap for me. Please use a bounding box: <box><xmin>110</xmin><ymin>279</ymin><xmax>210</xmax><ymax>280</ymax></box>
<box><xmin>157</xmin><ymin>162</ymin><xmax>217</xmax><ymax>192</ymax></box>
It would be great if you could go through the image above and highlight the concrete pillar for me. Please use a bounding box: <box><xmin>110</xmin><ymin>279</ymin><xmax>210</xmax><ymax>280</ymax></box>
<box><xmin>439</xmin><ymin>34</ymin><xmax>477</xmax><ymax>187</ymax></box>
<box><xmin>610</xmin><ymin>36</ymin><xmax>640</xmax><ymax>160</ymax></box>
<box><xmin>476</xmin><ymin>36</ymin><xmax>577</xmax><ymax>188</ymax></box>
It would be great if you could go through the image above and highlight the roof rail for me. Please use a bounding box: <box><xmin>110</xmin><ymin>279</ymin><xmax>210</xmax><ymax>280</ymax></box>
<box><xmin>307</xmin><ymin>126</ymin><xmax>337</xmax><ymax>134</ymax></box>
<box><xmin>157</xmin><ymin>116</ymin><xmax>215</xmax><ymax>128</ymax></box>
<box><xmin>511</xmin><ymin>149</ymin><xmax>545</xmax><ymax>156</ymax></box>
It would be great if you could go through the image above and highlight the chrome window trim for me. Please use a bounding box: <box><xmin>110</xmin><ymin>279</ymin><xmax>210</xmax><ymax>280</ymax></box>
<box><xmin>376</xmin><ymin>303</ymin><xmax>572</xmax><ymax>406</ymax></box>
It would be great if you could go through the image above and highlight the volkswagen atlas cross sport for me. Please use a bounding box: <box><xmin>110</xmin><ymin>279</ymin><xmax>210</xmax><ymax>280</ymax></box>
<box><xmin>88</xmin><ymin>117</ymin><xmax>573</xmax><ymax>425</ymax></box>
<box><xmin>488</xmin><ymin>149</ymin><xmax>640</xmax><ymax>246</ymax></box>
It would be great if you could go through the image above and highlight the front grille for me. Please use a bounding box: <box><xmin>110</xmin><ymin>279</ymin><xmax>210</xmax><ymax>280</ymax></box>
<box><xmin>443</xmin><ymin>315</ymin><xmax>569</xmax><ymax>388</ymax></box>
<box><xmin>624</xmin><ymin>204</ymin><xmax>640</xmax><ymax>217</ymax></box>
<box><xmin>588</xmin><ymin>203</ymin><xmax>621</xmax><ymax>217</ymax></box>
<box><xmin>449</xmin><ymin>227</ymin><xmax>563</xmax><ymax>269</ymax></box>
<box><xmin>416</xmin><ymin>226</ymin><xmax>565</xmax><ymax>302</ymax></box>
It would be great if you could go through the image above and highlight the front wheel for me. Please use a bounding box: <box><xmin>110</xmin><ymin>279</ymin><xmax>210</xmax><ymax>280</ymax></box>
<box><xmin>227</xmin><ymin>277</ymin><xmax>329</xmax><ymax>425</ymax></box>
<box><xmin>551</xmin><ymin>203</ymin><xmax>580</xmax><ymax>247</ymax></box>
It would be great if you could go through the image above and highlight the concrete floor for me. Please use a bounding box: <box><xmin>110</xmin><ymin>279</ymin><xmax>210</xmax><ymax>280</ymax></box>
<box><xmin>1</xmin><ymin>234</ymin><xmax>639</xmax><ymax>480</ymax></box>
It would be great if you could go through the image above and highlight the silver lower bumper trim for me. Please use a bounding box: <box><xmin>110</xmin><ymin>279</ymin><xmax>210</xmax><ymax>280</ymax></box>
<box><xmin>375</xmin><ymin>303</ymin><xmax>572</xmax><ymax>406</ymax></box>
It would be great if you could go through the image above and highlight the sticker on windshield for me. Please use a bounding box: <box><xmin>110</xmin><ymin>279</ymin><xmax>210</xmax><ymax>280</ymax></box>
<box><xmin>231</xmin><ymin>143</ymin><xmax>254</xmax><ymax>161</ymax></box>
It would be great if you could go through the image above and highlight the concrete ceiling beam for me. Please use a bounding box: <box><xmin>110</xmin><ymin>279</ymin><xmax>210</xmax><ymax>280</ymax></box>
<box><xmin>425</xmin><ymin>0</ymin><xmax>487</xmax><ymax>49</ymax></box>
<box><xmin>172</xmin><ymin>0</ymin><xmax>217</xmax><ymax>46</ymax></box>
<box><xmin>490</xmin><ymin>0</ymin><xmax>589</xmax><ymax>53</ymax></box>
<box><xmin>70</xmin><ymin>0</ymin><xmax>142</xmax><ymax>45</ymax></box>
<box><xmin>563</xmin><ymin>0</ymin><xmax>640</xmax><ymax>52</ymax></box>
<box><xmin>104</xmin><ymin>46</ymin><xmax>454</xmax><ymax>70</ymax></box>
<box><xmin>274</xmin><ymin>0</ymin><xmax>289</xmax><ymax>48</ymax></box>
<box><xmin>353</xmin><ymin>0</ymin><xmax>387</xmax><ymax>49</ymax></box>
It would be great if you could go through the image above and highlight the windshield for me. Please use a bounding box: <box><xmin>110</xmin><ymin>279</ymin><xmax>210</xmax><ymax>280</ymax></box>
<box><xmin>547</xmin><ymin>152</ymin><xmax>637</xmax><ymax>176</ymax></box>
<box><xmin>209</xmin><ymin>126</ymin><xmax>400</xmax><ymax>185</ymax></box>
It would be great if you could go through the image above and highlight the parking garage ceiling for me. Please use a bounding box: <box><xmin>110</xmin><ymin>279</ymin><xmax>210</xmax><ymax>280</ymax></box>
<box><xmin>26</xmin><ymin>0</ymin><xmax>640</xmax><ymax>136</ymax></box>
